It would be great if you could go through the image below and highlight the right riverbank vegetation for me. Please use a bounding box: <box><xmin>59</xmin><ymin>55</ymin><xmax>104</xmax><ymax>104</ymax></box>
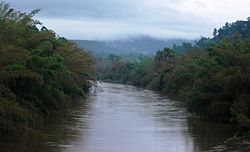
<box><xmin>0</xmin><ymin>2</ymin><xmax>95</xmax><ymax>140</ymax></box>
<box><xmin>99</xmin><ymin>18</ymin><xmax>250</xmax><ymax>137</ymax></box>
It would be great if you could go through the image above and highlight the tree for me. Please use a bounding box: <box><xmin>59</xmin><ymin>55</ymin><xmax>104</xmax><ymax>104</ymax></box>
<box><xmin>213</xmin><ymin>28</ymin><xmax>218</xmax><ymax>37</ymax></box>
<box><xmin>0</xmin><ymin>2</ymin><xmax>96</xmax><ymax>140</ymax></box>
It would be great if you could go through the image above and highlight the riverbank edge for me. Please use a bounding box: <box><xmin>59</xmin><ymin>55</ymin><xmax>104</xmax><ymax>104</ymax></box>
<box><xmin>101</xmin><ymin>79</ymin><xmax>250</xmax><ymax>139</ymax></box>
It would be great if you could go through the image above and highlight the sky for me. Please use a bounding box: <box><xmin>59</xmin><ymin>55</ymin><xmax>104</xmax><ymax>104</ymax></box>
<box><xmin>5</xmin><ymin>0</ymin><xmax>250</xmax><ymax>40</ymax></box>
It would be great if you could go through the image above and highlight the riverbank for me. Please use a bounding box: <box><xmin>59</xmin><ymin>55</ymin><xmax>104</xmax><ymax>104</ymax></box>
<box><xmin>98</xmin><ymin>19</ymin><xmax>250</xmax><ymax>136</ymax></box>
<box><xmin>1</xmin><ymin>83</ymin><xmax>249</xmax><ymax>152</ymax></box>
<box><xmin>0</xmin><ymin>2</ymin><xmax>96</xmax><ymax>141</ymax></box>
<box><xmin>0</xmin><ymin>83</ymin><xmax>250</xmax><ymax>152</ymax></box>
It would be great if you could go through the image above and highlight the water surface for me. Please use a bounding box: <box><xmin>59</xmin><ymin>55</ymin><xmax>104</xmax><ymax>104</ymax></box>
<box><xmin>1</xmin><ymin>83</ymin><xmax>249</xmax><ymax>152</ymax></box>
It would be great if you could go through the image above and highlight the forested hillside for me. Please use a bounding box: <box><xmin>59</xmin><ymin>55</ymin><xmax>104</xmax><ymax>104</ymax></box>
<box><xmin>74</xmin><ymin>37</ymin><xmax>193</xmax><ymax>60</ymax></box>
<box><xmin>100</xmin><ymin>19</ymin><xmax>250</xmax><ymax>136</ymax></box>
<box><xmin>0</xmin><ymin>2</ymin><xmax>95</xmax><ymax>140</ymax></box>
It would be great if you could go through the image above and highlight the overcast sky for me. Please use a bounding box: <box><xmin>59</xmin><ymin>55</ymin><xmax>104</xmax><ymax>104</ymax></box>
<box><xmin>6</xmin><ymin>0</ymin><xmax>250</xmax><ymax>40</ymax></box>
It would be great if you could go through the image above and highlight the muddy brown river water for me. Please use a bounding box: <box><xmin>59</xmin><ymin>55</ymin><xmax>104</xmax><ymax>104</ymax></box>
<box><xmin>1</xmin><ymin>83</ymin><xmax>249</xmax><ymax>152</ymax></box>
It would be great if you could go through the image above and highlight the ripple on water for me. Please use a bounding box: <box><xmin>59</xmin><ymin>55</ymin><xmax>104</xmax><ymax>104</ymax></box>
<box><xmin>0</xmin><ymin>82</ymin><xmax>248</xmax><ymax>152</ymax></box>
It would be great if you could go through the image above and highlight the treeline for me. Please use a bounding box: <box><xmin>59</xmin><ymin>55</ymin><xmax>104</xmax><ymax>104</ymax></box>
<box><xmin>0</xmin><ymin>2</ymin><xmax>95</xmax><ymax>140</ymax></box>
<box><xmin>100</xmin><ymin>19</ymin><xmax>250</xmax><ymax>136</ymax></box>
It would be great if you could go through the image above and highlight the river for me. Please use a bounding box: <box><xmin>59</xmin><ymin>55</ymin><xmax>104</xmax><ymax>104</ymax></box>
<box><xmin>1</xmin><ymin>83</ymin><xmax>249</xmax><ymax>152</ymax></box>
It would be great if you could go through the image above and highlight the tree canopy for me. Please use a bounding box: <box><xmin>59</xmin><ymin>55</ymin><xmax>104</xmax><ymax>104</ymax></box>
<box><xmin>99</xmin><ymin>17</ymin><xmax>250</xmax><ymax>136</ymax></box>
<box><xmin>0</xmin><ymin>2</ymin><xmax>96</xmax><ymax>140</ymax></box>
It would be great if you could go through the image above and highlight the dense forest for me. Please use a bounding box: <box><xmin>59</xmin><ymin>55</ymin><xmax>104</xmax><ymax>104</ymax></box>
<box><xmin>1</xmin><ymin>0</ymin><xmax>250</xmax><ymax>143</ymax></box>
<box><xmin>74</xmin><ymin>38</ymin><xmax>192</xmax><ymax>60</ymax></box>
<box><xmin>99</xmin><ymin>18</ymin><xmax>250</xmax><ymax>136</ymax></box>
<box><xmin>0</xmin><ymin>2</ymin><xmax>95</xmax><ymax>140</ymax></box>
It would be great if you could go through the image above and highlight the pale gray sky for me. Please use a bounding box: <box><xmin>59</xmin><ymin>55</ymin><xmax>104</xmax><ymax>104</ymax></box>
<box><xmin>6</xmin><ymin>0</ymin><xmax>250</xmax><ymax>40</ymax></box>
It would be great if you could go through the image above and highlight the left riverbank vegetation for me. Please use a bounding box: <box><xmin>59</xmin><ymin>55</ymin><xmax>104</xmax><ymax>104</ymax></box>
<box><xmin>0</xmin><ymin>2</ymin><xmax>96</xmax><ymax>140</ymax></box>
<box><xmin>99</xmin><ymin>18</ymin><xmax>250</xmax><ymax>137</ymax></box>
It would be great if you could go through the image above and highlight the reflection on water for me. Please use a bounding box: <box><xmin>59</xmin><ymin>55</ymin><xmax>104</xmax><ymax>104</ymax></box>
<box><xmin>0</xmin><ymin>83</ymin><xmax>248</xmax><ymax>152</ymax></box>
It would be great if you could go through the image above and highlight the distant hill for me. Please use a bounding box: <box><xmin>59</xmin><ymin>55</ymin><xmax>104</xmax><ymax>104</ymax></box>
<box><xmin>73</xmin><ymin>36</ymin><xmax>194</xmax><ymax>59</ymax></box>
<box><xmin>213</xmin><ymin>19</ymin><xmax>250</xmax><ymax>40</ymax></box>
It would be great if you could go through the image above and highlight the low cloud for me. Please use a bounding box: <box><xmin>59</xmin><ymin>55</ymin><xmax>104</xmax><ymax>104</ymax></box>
<box><xmin>6</xmin><ymin>0</ymin><xmax>250</xmax><ymax>40</ymax></box>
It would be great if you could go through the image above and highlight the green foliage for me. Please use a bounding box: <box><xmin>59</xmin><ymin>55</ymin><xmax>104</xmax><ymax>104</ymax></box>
<box><xmin>0</xmin><ymin>2</ymin><xmax>95</xmax><ymax>140</ymax></box>
<box><xmin>231</xmin><ymin>94</ymin><xmax>250</xmax><ymax>136</ymax></box>
<box><xmin>99</xmin><ymin>18</ymin><xmax>250</xmax><ymax>135</ymax></box>
<box><xmin>0</xmin><ymin>100</ymin><xmax>29</xmax><ymax>140</ymax></box>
